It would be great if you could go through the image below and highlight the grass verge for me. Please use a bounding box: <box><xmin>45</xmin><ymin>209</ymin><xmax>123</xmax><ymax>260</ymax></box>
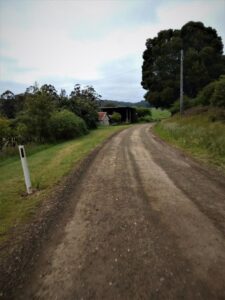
<box><xmin>153</xmin><ymin>110</ymin><xmax>225</xmax><ymax>170</ymax></box>
<box><xmin>0</xmin><ymin>125</ymin><xmax>128</xmax><ymax>243</ymax></box>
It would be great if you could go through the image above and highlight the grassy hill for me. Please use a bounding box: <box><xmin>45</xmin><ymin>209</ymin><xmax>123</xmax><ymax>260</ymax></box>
<box><xmin>153</xmin><ymin>107</ymin><xmax>225</xmax><ymax>171</ymax></box>
<box><xmin>100</xmin><ymin>99</ymin><xmax>150</xmax><ymax>107</ymax></box>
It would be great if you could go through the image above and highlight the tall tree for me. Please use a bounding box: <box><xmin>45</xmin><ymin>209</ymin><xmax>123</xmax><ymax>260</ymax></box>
<box><xmin>142</xmin><ymin>21</ymin><xmax>225</xmax><ymax>108</ymax></box>
<box><xmin>68</xmin><ymin>85</ymin><xmax>101</xmax><ymax>129</ymax></box>
<box><xmin>0</xmin><ymin>90</ymin><xmax>16</xmax><ymax>118</ymax></box>
<box><xmin>25</xmin><ymin>82</ymin><xmax>39</xmax><ymax>95</ymax></box>
<box><xmin>58</xmin><ymin>88</ymin><xmax>68</xmax><ymax>107</ymax></box>
<box><xmin>40</xmin><ymin>84</ymin><xmax>59</xmax><ymax>101</ymax></box>
<box><xmin>18</xmin><ymin>89</ymin><xmax>56</xmax><ymax>142</ymax></box>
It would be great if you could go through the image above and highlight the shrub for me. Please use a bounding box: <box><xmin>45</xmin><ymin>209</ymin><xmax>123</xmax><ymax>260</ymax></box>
<box><xmin>49</xmin><ymin>110</ymin><xmax>88</xmax><ymax>140</ymax></box>
<box><xmin>196</xmin><ymin>81</ymin><xmax>216</xmax><ymax>105</ymax></box>
<box><xmin>24</xmin><ymin>92</ymin><xmax>55</xmax><ymax>142</ymax></box>
<box><xmin>211</xmin><ymin>76</ymin><xmax>225</xmax><ymax>107</ymax></box>
<box><xmin>136</xmin><ymin>107</ymin><xmax>151</xmax><ymax>118</ymax></box>
<box><xmin>13</xmin><ymin>112</ymin><xmax>36</xmax><ymax>143</ymax></box>
<box><xmin>139</xmin><ymin>115</ymin><xmax>153</xmax><ymax>123</ymax></box>
<box><xmin>67</xmin><ymin>97</ymin><xmax>99</xmax><ymax>129</ymax></box>
<box><xmin>0</xmin><ymin>117</ymin><xmax>11</xmax><ymax>150</ymax></box>
<box><xmin>111</xmin><ymin>112</ymin><xmax>122</xmax><ymax>124</ymax></box>
<box><xmin>196</xmin><ymin>76</ymin><xmax>225</xmax><ymax>108</ymax></box>
<box><xmin>151</xmin><ymin>108</ymin><xmax>171</xmax><ymax>120</ymax></box>
<box><xmin>68</xmin><ymin>85</ymin><xmax>100</xmax><ymax>129</ymax></box>
<box><xmin>15</xmin><ymin>123</ymin><xmax>30</xmax><ymax>144</ymax></box>
<box><xmin>170</xmin><ymin>96</ymin><xmax>193</xmax><ymax>114</ymax></box>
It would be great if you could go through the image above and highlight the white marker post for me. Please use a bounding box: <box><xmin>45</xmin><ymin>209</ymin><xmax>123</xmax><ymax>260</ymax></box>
<box><xmin>18</xmin><ymin>145</ymin><xmax>32</xmax><ymax>194</ymax></box>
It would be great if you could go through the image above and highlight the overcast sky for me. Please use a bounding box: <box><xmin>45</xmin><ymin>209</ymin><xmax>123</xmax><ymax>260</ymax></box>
<box><xmin>0</xmin><ymin>0</ymin><xmax>225</xmax><ymax>101</ymax></box>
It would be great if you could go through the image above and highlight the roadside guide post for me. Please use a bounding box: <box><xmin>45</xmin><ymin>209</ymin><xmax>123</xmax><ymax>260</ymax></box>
<box><xmin>18</xmin><ymin>145</ymin><xmax>32</xmax><ymax>194</ymax></box>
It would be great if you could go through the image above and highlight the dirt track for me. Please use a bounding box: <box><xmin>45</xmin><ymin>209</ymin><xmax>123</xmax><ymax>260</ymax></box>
<box><xmin>18</xmin><ymin>124</ymin><xmax>225</xmax><ymax>299</ymax></box>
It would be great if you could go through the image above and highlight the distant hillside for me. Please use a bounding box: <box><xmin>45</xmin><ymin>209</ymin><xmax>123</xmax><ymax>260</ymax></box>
<box><xmin>100</xmin><ymin>100</ymin><xmax>150</xmax><ymax>108</ymax></box>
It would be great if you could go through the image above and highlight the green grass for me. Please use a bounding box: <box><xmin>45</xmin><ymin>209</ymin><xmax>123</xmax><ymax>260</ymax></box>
<box><xmin>150</xmin><ymin>108</ymin><xmax>171</xmax><ymax>120</ymax></box>
<box><xmin>153</xmin><ymin>110</ymin><xmax>225</xmax><ymax>169</ymax></box>
<box><xmin>0</xmin><ymin>126</ymin><xmax>128</xmax><ymax>243</ymax></box>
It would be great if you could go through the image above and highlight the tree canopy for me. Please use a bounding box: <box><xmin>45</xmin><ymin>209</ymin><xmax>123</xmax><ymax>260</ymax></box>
<box><xmin>141</xmin><ymin>21</ymin><xmax>225</xmax><ymax>108</ymax></box>
<box><xmin>0</xmin><ymin>83</ymin><xmax>101</xmax><ymax>145</ymax></box>
<box><xmin>66</xmin><ymin>84</ymin><xmax>101</xmax><ymax>129</ymax></box>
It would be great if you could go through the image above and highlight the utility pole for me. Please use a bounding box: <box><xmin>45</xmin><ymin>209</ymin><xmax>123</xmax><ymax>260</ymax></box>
<box><xmin>180</xmin><ymin>49</ymin><xmax>184</xmax><ymax>115</ymax></box>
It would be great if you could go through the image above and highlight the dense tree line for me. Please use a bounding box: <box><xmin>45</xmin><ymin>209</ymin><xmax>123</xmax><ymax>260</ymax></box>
<box><xmin>142</xmin><ymin>21</ymin><xmax>225</xmax><ymax>108</ymax></box>
<box><xmin>0</xmin><ymin>83</ymin><xmax>101</xmax><ymax>149</ymax></box>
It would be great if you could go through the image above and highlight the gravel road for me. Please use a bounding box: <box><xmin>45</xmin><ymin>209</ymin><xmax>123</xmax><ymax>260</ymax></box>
<box><xmin>19</xmin><ymin>124</ymin><xmax>225</xmax><ymax>299</ymax></box>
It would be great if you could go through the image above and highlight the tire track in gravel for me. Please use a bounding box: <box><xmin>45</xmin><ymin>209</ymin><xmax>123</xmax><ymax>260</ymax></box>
<box><xmin>16</xmin><ymin>124</ymin><xmax>225</xmax><ymax>300</ymax></box>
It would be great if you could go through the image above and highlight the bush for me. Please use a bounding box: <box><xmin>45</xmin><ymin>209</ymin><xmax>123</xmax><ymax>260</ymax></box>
<box><xmin>211</xmin><ymin>76</ymin><xmax>225</xmax><ymax>107</ymax></box>
<box><xmin>170</xmin><ymin>96</ymin><xmax>193</xmax><ymax>114</ymax></box>
<box><xmin>68</xmin><ymin>85</ymin><xmax>100</xmax><ymax>129</ymax></box>
<box><xmin>67</xmin><ymin>97</ymin><xmax>98</xmax><ymax>129</ymax></box>
<box><xmin>24</xmin><ymin>92</ymin><xmax>55</xmax><ymax>142</ymax></box>
<box><xmin>0</xmin><ymin>117</ymin><xmax>11</xmax><ymax>150</ymax></box>
<box><xmin>111</xmin><ymin>112</ymin><xmax>122</xmax><ymax>124</ymax></box>
<box><xmin>13</xmin><ymin>112</ymin><xmax>37</xmax><ymax>143</ymax></box>
<box><xmin>15</xmin><ymin>122</ymin><xmax>30</xmax><ymax>144</ymax></box>
<box><xmin>196</xmin><ymin>81</ymin><xmax>216</xmax><ymax>105</ymax></box>
<box><xmin>196</xmin><ymin>76</ymin><xmax>225</xmax><ymax>108</ymax></box>
<box><xmin>151</xmin><ymin>108</ymin><xmax>171</xmax><ymax>120</ymax></box>
<box><xmin>136</xmin><ymin>107</ymin><xmax>151</xmax><ymax>118</ymax></box>
<box><xmin>138</xmin><ymin>115</ymin><xmax>153</xmax><ymax>123</ymax></box>
<box><xmin>49</xmin><ymin>110</ymin><xmax>88</xmax><ymax>140</ymax></box>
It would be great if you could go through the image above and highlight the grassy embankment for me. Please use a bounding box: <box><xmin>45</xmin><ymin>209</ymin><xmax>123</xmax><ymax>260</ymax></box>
<box><xmin>154</xmin><ymin>108</ymin><xmax>225</xmax><ymax>170</ymax></box>
<box><xmin>0</xmin><ymin>125</ymin><xmax>128</xmax><ymax>243</ymax></box>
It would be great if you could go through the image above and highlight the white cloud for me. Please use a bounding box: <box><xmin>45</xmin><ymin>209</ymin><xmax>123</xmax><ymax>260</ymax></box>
<box><xmin>157</xmin><ymin>0</ymin><xmax>223</xmax><ymax>28</ymax></box>
<box><xmin>0</xmin><ymin>0</ymin><xmax>133</xmax><ymax>83</ymax></box>
<box><xmin>0</xmin><ymin>0</ymin><xmax>224</xmax><ymax>99</ymax></box>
